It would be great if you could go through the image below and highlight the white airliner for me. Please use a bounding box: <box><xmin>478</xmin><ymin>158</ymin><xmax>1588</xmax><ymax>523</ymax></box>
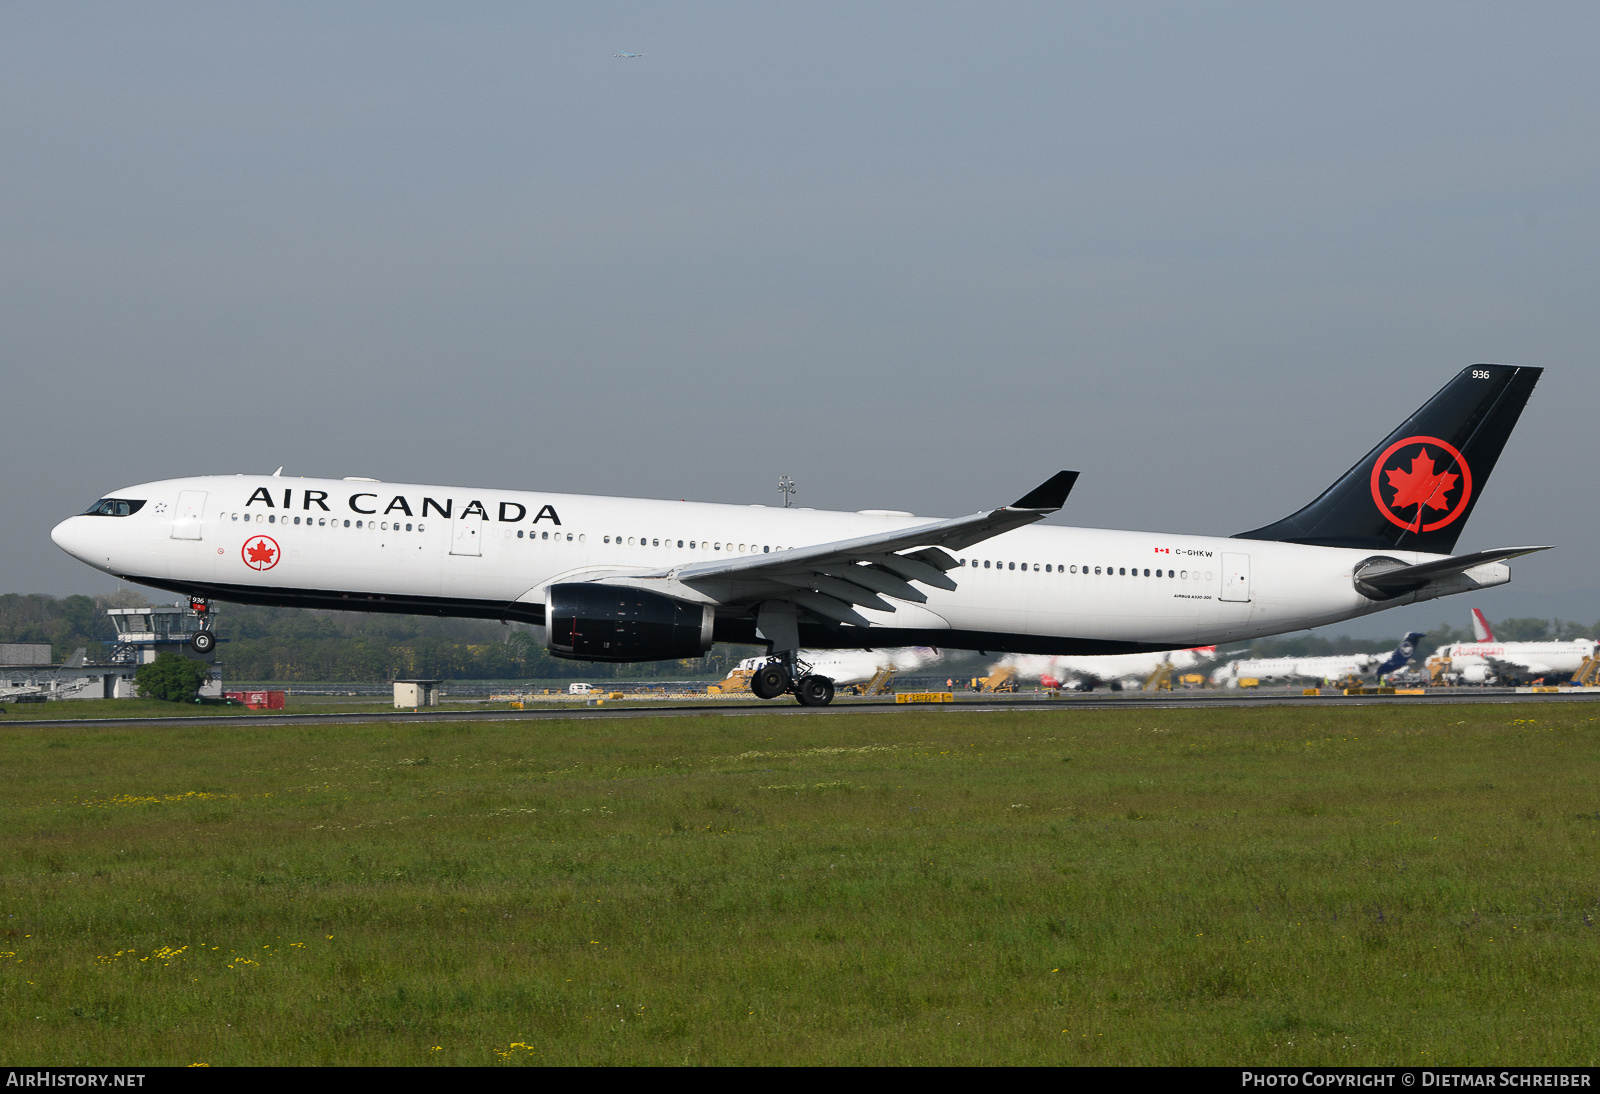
<box><xmin>732</xmin><ymin>646</ymin><xmax>943</xmax><ymax>687</ymax></box>
<box><xmin>1208</xmin><ymin>632</ymin><xmax>1425</xmax><ymax>688</ymax></box>
<box><xmin>1438</xmin><ymin>609</ymin><xmax>1595</xmax><ymax>684</ymax></box>
<box><xmin>50</xmin><ymin>365</ymin><xmax>1548</xmax><ymax>706</ymax></box>
<box><xmin>994</xmin><ymin>647</ymin><xmax>1216</xmax><ymax>691</ymax></box>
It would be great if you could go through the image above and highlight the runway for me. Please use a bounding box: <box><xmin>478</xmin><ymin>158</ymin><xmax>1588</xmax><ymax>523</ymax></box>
<box><xmin>7</xmin><ymin>685</ymin><xmax>1599</xmax><ymax>730</ymax></box>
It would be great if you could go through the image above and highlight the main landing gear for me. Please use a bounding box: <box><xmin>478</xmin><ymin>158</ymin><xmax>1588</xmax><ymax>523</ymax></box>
<box><xmin>750</xmin><ymin>657</ymin><xmax>836</xmax><ymax>706</ymax></box>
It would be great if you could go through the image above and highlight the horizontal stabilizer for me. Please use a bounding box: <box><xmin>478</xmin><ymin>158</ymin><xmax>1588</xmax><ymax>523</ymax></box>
<box><xmin>1355</xmin><ymin>546</ymin><xmax>1551</xmax><ymax>600</ymax></box>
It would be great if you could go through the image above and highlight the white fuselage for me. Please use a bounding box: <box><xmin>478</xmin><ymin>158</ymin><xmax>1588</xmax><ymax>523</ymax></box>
<box><xmin>735</xmin><ymin>647</ymin><xmax>943</xmax><ymax>686</ymax></box>
<box><xmin>1439</xmin><ymin>640</ymin><xmax>1595</xmax><ymax>683</ymax></box>
<box><xmin>1210</xmin><ymin>651</ymin><xmax>1397</xmax><ymax>687</ymax></box>
<box><xmin>996</xmin><ymin>647</ymin><xmax>1215</xmax><ymax>687</ymax></box>
<box><xmin>50</xmin><ymin>475</ymin><xmax>1515</xmax><ymax>656</ymax></box>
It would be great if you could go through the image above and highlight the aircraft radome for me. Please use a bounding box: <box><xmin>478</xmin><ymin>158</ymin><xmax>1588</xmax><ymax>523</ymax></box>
<box><xmin>52</xmin><ymin>364</ymin><xmax>1548</xmax><ymax>706</ymax></box>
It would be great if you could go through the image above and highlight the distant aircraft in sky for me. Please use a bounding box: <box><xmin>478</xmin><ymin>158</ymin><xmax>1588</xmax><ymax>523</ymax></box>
<box><xmin>614</xmin><ymin>51</ymin><xmax>645</xmax><ymax>59</ymax></box>
<box><xmin>1210</xmin><ymin>632</ymin><xmax>1425</xmax><ymax>688</ymax></box>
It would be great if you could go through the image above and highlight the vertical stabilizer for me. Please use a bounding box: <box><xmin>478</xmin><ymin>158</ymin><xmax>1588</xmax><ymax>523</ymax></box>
<box><xmin>1376</xmin><ymin>631</ymin><xmax>1427</xmax><ymax>676</ymax></box>
<box><xmin>1235</xmin><ymin>364</ymin><xmax>1541</xmax><ymax>554</ymax></box>
<box><xmin>1470</xmin><ymin>608</ymin><xmax>1496</xmax><ymax>643</ymax></box>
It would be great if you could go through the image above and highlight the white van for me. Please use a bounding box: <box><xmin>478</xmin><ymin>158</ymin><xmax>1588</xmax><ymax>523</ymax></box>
<box><xmin>568</xmin><ymin>682</ymin><xmax>596</xmax><ymax>694</ymax></box>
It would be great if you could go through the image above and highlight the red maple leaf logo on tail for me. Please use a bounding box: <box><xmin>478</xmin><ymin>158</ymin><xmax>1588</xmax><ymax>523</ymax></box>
<box><xmin>1370</xmin><ymin>436</ymin><xmax>1473</xmax><ymax>534</ymax></box>
<box><xmin>1385</xmin><ymin>448</ymin><xmax>1459</xmax><ymax>516</ymax></box>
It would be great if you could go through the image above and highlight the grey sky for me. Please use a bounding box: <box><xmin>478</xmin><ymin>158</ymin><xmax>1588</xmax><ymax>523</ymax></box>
<box><xmin>5</xmin><ymin>2</ymin><xmax>1597</xmax><ymax>636</ymax></box>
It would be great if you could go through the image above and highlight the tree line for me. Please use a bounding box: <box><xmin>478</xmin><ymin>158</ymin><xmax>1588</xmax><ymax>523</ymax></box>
<box><xmin>0</xmin><ymin>592</ymin><xmax>755</xmax><ymax>682</ymax></box>
<box><xmin>1</xmin><ymin>591</ymin><xmax>1592</xmax><ymax>682</ymax></box>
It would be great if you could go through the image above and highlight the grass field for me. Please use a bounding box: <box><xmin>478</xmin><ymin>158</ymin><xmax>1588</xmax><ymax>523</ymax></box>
<box><xmin>2</xmin><ymin>702</ymin><xmax>1598</xmax><ymax>1066</ymax></box>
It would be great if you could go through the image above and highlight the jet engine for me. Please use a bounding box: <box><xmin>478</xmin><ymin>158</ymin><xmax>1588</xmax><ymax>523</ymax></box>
<box><xmin>545</xmin><ymin>583</ymin><xmax>714</xmax><ymax>663</ymax></box>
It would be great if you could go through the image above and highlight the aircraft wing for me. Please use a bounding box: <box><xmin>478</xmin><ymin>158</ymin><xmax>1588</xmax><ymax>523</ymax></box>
<box><xmin>596</xmin><ymin>471</ymin><xmax>1078</xmax><ymax>625</ymax></box>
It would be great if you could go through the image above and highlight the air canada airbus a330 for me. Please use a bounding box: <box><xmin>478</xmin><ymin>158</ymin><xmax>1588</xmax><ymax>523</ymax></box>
<box><xmin>52</xmin><ymin>364</ymin><xmax>1548</xmax><ymax>705</ymax></box>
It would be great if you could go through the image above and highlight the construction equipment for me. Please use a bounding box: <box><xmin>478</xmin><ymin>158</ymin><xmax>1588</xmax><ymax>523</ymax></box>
<box><xmin>970</xmin><ymin>666</ymin><xmax>1017</xmax><ymax>693</ymax></box>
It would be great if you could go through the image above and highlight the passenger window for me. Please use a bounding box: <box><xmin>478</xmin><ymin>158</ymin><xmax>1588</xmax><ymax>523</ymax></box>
<box><xmin>1069</xmin><ymin>565</ymin><xmax>1076</xmax><ymax>573</ymax></box>
<box><xmin>1094</xmin><ymin>566</ymin><xmax>1101</xmax><ymax>575</ymax></box>
<box><xmin>983</xmin><ymin>560</ymin><xmax>991</xmax><ymax>569</ymax></box>
<box><xmin>1143</xmin><ymin>568</ymin><xmax>1149</xmax><ymax>576</ymax></box>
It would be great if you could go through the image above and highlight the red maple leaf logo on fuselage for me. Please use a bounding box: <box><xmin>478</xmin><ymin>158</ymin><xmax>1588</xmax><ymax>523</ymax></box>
<box><xmin>243</xmin><ymin>536</ymin><xmax>280</xmax><ymax>570</ymax></box>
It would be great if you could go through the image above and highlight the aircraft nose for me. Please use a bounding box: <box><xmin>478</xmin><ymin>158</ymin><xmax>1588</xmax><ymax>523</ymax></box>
<box><xmin>51</xmin><ymin>516</ymin><xmax>100</xmax><ymax>564</ymax></box>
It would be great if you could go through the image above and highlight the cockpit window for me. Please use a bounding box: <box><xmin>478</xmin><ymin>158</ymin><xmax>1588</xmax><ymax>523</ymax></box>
<box><xmin>83</xmin><ymin>498</ymin><xmax>146</xmax><ymax>517</ymax></box>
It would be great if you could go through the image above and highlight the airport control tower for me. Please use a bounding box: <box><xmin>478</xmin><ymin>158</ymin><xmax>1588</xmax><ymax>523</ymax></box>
<box><xmin>105</xmin><ymin>598</ymin><xmax>223</xmax><ymax>697</ymax></box>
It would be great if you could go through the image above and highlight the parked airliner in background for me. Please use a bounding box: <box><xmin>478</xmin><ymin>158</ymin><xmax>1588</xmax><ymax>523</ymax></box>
<box><xmin>732</xmin><ymin>646</ymin><xmax>943</xmax><ymax>688</ymax></box>
<box><xmin>1439</xmin><ymin>608</ymin><xmax>1595</xmax><ymax>684</ymax></box>
<box><xmin>1209</xmin><ymin>632</ymin><xmax>1425</xmax><ymax>688</ymax></box>
<box><xmin>52</xmin><ymin>364</ymin><xmax>1547</xmax><ymax>705</ymax></box>
<box><xmin>994</xmin><ymin>647</ymin><xmax>1217</xmax><ymax>691</ymax></box>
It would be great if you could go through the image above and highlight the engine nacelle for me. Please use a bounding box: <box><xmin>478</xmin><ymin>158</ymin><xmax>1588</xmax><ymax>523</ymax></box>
<box><xmin>545</xmin><ymin>583</ymin><xmax>714</xmax><ymax>663</ymax></box>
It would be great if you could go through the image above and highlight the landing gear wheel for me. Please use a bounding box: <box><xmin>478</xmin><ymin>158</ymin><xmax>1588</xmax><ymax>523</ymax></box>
<box><xmin>189</xmin><ymin>630</ymin><xmax>216</xmax><ymax>655</ymax></box>
<box><xmin>752</xmin><ymin>662</ymin><xmax>791</xmax><ymax>700</ymax></box>
<box><xmin>795</xmin><ymin>674</ymin><xmax>835</xmax><ymax>707</ymax></box>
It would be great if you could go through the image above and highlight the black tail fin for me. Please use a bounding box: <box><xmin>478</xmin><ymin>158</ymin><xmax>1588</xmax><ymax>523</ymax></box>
<box><xmin>1234</xmin><ymin>364</ymin><xmax>1541</xmax><ymax>554</ymax></box>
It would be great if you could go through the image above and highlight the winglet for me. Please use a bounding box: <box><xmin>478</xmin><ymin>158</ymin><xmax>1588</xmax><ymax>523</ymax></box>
<box><xmin>1009</xmin><ymin>471</ymin><xmax>1079</xmax><ymax>512</ymax></box>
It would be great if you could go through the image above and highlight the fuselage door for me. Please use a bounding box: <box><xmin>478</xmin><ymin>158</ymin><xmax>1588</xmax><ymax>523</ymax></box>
<box><xmin>450</xmin><ymin>512</ymin><xmax>483</xmax><ymax>557</ymax></box>
<box><xmin>1219</xmin><ymin>552</ymin><xmax>1251</xmax><ymax>602</ymax></box>
<box><xmin>171</xmin><ymin>490</ymin><xmax>207</xmax><ymax>540</ymax></box>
